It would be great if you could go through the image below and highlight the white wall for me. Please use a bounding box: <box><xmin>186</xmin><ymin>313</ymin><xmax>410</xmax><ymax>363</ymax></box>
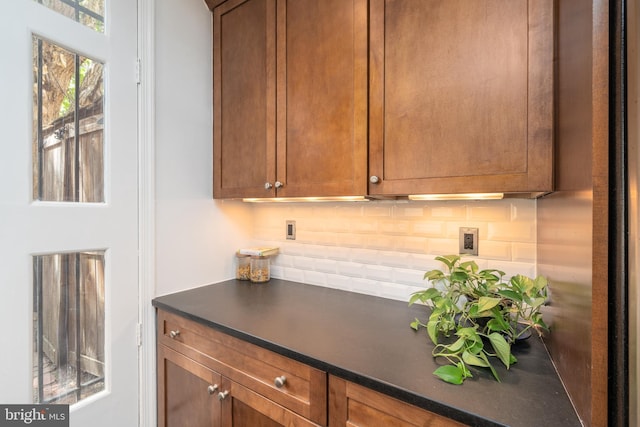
<box><xmin>154</xmin><ymin>0</ymin><xmax>253</xmax><ymax>297</ymax></box>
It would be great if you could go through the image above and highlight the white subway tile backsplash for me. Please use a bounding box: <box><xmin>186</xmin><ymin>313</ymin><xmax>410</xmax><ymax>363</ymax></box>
<box><xmin>272</xmin><ymin>254</ymin><xmax>294</xmax><ymax>268</ymax></box>
<box><xmin>350</xmin><ymin>248</ymin><xmax>382</xmax><ymax>265</ymax></box>
<box><xmin>354</xmin><ymin>219</ymin><xmax>379</xmax><ymax>233</ymax></box>
<box><xmin>426</xmin><ymin>238</ymin><xmax>459</xmax><ymax>255</ymax></box>
<box><xmin>351</xmin><ymin>277</ymin><xmax>380</xmax><ymax>295</ymax></box>
<box><xmin>364</xmin><ymin>264</ymin><xmax>394</xmax><ymax>282</ymax></box>
<box><xmin>393</xmin><ymin>204</ymin><xmax>426</xmax><ymax>218</ymax></box>
<box><xmin>487</xmin><ymin>261</ymin><xmax>536</xmax><ymax>279</ymax></box>
<box><xmin>488</xmin><ymin>222</ymin><xmax>535</xmax><ymax>242</ymax></box>
<box><xmin>365</xmin><ymin>234</ymin><xmax>396</xmax><ymax>250</ymax></box>
<box><xmin>281</xmin><ymin>267</ymin><xmax>305</xmax><ymax>282</ymax></box>
<box><xmin>280</xmin><ymin>241</ymin><xmax>305</xmax><ymax>256</ymax></box>
<box><xmin>478</xmin><ymin>240</ymin><xmax>512</xmax><ymax>260</ymax></box>
<box><xmin>392</xmin><ymin>267</ymin><xmax>426</xmax><ymax>287</ymax></box>
<box><xmin>325</xmin><ymin>246</ymin><xmax>352</xmax><ymax>261</ymax></box>
<box><xmin>303</xmin><ymin>244</ymin><xmax>331</xmax><ymax>259</ymax></box>
<box><xmin>412</xmin><ymin>221</ymin><xmax>446</xmax><ymax>237</ymax></box>
<box><xmin>510</xmin><ymin>199</ymin><xmax>537</xmax><ymax>222</ymax></box>
<box><xmin>334</xmin><ymin>204</ymin><xmax>364</xmax><ymax>217</ymax></box>
<box><xmin>379</xmin><ymin>220</ymin><xmax>412</xmax><ymax>235</ymax></box>
<box><xmin>250</xmin><ymin>199</ymin><xmax>538</xmax><ymax>302</ymax></box>
<box><xmin>324</xmin><ymin>273</ymin><xmax>353</xmax><ymax>291</ymax></box>
<box><xmin>314</xmin><ymin>258</ymin><xmax>338</xmax><ymax>274</ymax></box>
<box><xmin>292</xmin><ymin>256</ymin><xmax>316</xmax><ymax>271</ymax></box>
<box><xmin>396</xmin><ymin>236</ymin><xmax>428</xmax><ymax>253</ymax></box>
<box><xmin>427</xmin><ymin>203</ymin><xmax>467</xmax><ymax>220</ymax></box>
<box><xmin>336</xmin><ymin>233</ymin><xmax>366</xmax><ymax>248</ymax></box>
<box><xmin>336</xmin><ymin>260</ymin><xmax>366</xmax><ymax>277</ymax></box>
<box><xmin>303</xmin><ymin>270</ymin><xmax>327</xmax><ymax>287</ymax></box>
<box><xmin>364</xmin><ymin>205</ymin><xmax>392</xmax><ymax>217</ymax></box>
<box><xmin>512</xmin><ymin>242</ymin><xmax>536</xmax><ymax>263</ymax></box>
<box><xmin>270</xmin><ymin>264</ymin><xmax>284</xmax><ymax>279</ymax></box>
<box><xmin>377</xmin><ymin>282</ymin><xmax>416</xmax><ymax>301</ymax></box>
<box><xmin>468</xmin><ymin>202</ymin><xmax>511</xmax><ymax>221</ymax></box>
<box><xmin>377</xmin><ymin>250</ymin><xmax>412</xmax><ymax>268</ymax></box>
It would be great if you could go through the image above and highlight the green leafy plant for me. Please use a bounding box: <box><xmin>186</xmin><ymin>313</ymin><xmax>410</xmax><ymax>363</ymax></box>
<box><xmin>409</xmin><ymin>255</ymin><xmax>549</xmax><ymax>385</ymax></box>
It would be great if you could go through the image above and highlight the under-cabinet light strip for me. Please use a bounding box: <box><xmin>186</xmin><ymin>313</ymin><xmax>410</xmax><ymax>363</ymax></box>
<box><xmin>408</xmin><ymin>193</ymin><xmax>504</xmax><ymax>201</ymax></box>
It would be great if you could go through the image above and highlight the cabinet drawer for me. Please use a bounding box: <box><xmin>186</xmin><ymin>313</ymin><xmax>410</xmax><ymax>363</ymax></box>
<box><xmin>157</xmin><ymin>310</ymin><xmax>327</xmax><ymax>425</ymax></box>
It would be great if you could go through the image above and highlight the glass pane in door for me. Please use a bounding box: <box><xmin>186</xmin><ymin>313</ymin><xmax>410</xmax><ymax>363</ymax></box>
<box><xmin>32</xmin><ymin>36</ymin><xmax>104</xmax><ymax>203</ymax></box>
<box><xmin>33</xmin><ymin>0</ymin><xmax>105</xmax><ymax>33</ymax></box>
<box><xmin>33</xmin><ymin>251</ymin><xmax>106</xmax><ymax>404</ymax></box>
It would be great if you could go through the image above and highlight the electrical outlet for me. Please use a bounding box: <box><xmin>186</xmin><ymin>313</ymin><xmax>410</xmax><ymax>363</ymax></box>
<box><xmin>286</xmin><ymin>220</ymin><xmax>296</xmax><ymax>240</ymax></box>
<box><xmin>459</xmin><ymin>227</ymin><xmax>479</xmax><ymax>256</ymax></box>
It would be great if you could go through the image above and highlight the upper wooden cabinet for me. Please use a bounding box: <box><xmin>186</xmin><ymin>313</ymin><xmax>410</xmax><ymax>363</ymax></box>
<box><xmin>368</xmin><ymin>0</ymin><xmax>554</xmax><ymax>197</ymax></box>
<box><xmin>212</xmin><ymin>0</ymin><xmax>368</xmax><ymax>199</ymax></box>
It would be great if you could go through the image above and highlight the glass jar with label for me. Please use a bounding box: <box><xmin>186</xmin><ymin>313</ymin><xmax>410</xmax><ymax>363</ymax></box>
<box><xmin>250</xmin><ymin>256</ymin><xmax>270</xmax><ymax>283</ymax></box>
<box><xmin>235</xmin><ymin>253</ymin><xmax>251</xmax><ymax>280</ymax></box>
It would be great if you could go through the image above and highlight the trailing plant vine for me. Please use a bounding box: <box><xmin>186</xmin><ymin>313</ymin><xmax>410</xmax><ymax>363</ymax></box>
<box><xmin>409</xmin><ymin>255</ymin><xmax>549</xmax><ymax>385</ymax></box>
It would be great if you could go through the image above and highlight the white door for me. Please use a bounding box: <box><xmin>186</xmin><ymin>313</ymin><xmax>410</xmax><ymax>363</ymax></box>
<box><xmin>0</xmin><ymin>1</ymin><xmax>139</xmax><ymax>426</ymax></box>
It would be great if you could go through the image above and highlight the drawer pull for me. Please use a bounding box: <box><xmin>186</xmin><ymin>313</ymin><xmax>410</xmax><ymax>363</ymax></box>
<box><xmin>218</xmin><ymin>390</ymin><xmax>229</xmax><ymax>401</ymax></box>
<box><xmin>207</xmin><ymin>384</ymin><xmax>219</xmax><ymax>395</ymax></box>
<box><xmin>169</xmin><ymin>330</ymin><xmax>180</xmax><ymax>339</ymax></box>
<box><xmin>274</xmin><ymin>375</ymin><xmax>287</xmax><ymax>388</ymax></box>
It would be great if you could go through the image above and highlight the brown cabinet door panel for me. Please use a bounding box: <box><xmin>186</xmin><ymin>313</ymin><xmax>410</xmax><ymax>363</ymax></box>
<box><xmin>214</xmin><ymin>0</ymin><xmax>277</xmax><ymax>198</ymax></box>
<box><xmin>369</xmin><ymin>0</ymin><xmax>554</xmax><ymax>196</ymax></box>
<box><xmin>276</xmin><ymin>0</ymin><xmax>368</xmax><ymax>197</ymax></box>
<box><xmin>158</xmin><ymin>345</ymin><xmax>222</xmax><ymax>427</ymax></box>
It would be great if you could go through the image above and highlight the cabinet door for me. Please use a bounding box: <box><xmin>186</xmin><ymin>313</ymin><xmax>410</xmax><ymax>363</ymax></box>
<box><xmin>219</xmin><ymin>378</ymin><xmax>323</xmax><ymax>427</ymax></box>
<box><xmin>329</xmin><ymin>376</ymin><xmax>466</xmax><ymax>427</ymax></box>
<box><xmin>158</xmin><ymin>345</ymin><xmax>222</xmax><ymax>427</ymax></box>
<box><xmin>369</xmin><ymin>0</ymin><xmax>554</xmax><ymax>196</ymax></box>
<box><xmin>274</xmin><ymin>0</ymin><xmax>368</xmax><ymax>198</ymax></box>
<box><xmin>213</xmin><ymin>0</ymin><xmax>277</xmax><ymax>198</ymax></box>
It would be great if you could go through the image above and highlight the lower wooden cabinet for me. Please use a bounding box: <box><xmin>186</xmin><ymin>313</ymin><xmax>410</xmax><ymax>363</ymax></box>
<box><xmin>157</xmin><ymin>310</ymin><xmax>326</xmax><ymax>427</ymax></box>
<box><xmin>328</xmin><ymin>376</ymin><xmax>467</xmax><ymax>427</ymax></box>
<box><xmin>157</xmin><ymin>309</ymin><xmax>466</xmax><ymax>426</ymax></box>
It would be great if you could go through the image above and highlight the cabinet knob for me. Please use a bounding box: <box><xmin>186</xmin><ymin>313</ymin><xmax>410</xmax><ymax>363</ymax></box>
<box><xmin>274</xmin><ymin>181</ymin><xmax>284</xmax><ymax>189</ymax></box>
<box><xmin>169</xmin><ymin>330</ymin><xmax>180</xmax><ymax>339</ymax></box>
<box><xmin>274</xmin><ymin>375</ymin><xmax>287</xmax><ymax>388</ymax></box>
<box><xmin>265</xmin><ymin>182</ymin><xmax>273</xmax><ymax>190</ymax></box>
<box><xmin>207</xmin><ymin>384</ymin><xmax>219</xmax><ymax>395</ymax></box>
<box><xmin>369</xmin><ymin>176</ymin><xmax>380</xmax><ymax>184</ymax></box>
<box><xmin>218</xmin><ymin>390</ymin><xmax>229</xmax><ymax>401</ymax></box>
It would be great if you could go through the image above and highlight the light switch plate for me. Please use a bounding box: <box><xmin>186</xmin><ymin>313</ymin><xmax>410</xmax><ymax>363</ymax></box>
<box><xmin>459</xmin><ymin>227</ymin><xmax>479</xmax><ymax>256</ymax></box>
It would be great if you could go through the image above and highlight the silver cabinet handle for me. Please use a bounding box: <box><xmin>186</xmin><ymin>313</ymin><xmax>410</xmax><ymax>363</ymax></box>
<box><xmin>369</xmin><ymin>176</ymin><xmax>380</xmax><ymax>184</ymax></box>
<box><xmin>265</xmin><ymin>182</ymin><xmax>273</xmax><ymax>190</ymax></box>
<box><xmin>274</xmin><ymin>181</ymin><xmax>284</xmax><ymax>189</ymax></box>
<box><xmin>207</xmin><ymin>384</ymin><xmax>219</xmax><ymax>395</ymax></box>
<box><xmin>274</xmin><ymin>375</ymin><xmax>287</xmax><ymax>388</ymax></box>
<box><xmin>218</xmin><ymin>390</ymin><xmax>229</xmax><ymax>401</ymax></box>
<box><xmin>169</xmin><ymin>330</ymin><xmax>180</xmax><ymax>339</ymax></box>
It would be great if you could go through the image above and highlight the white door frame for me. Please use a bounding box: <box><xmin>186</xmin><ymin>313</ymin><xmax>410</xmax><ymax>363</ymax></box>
<box><xmin>137</xmin><ymin>0</ymin><xmax>157</xmax><ymax>425</ymax></box>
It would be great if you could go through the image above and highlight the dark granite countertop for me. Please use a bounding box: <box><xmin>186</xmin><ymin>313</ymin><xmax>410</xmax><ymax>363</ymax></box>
<box><xmin>152</xmin><ymin>279</ymin><xmax>581</xmax><ymax>427</ymax></box>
